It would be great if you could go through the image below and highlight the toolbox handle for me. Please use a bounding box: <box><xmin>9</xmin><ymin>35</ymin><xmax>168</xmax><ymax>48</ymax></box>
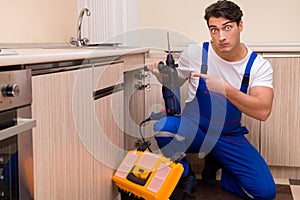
<box><xmin>126</xmin><ymin>166</ymin><xmax>152</xmax><ymax>186</ymax></box>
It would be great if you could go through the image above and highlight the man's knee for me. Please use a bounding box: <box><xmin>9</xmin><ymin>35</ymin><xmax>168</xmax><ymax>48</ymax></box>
<box><xmin>154</xmin><ymin>134</ymin><xmax>174</xmax><ymax>149</ymax></box>
<box><xmin>154</xmin><ymin>132</ymin><xmax>184</xmax><ymax>148</ymax></box>
<box><xmin>251</xmin><ymin>182</ymin><xmax>276</xmax><ymax>200</ymax></box>
<box><xmin>153</xmin><ymin>116</ymin><xmax>180</xmax><ymax>133</ymax></box>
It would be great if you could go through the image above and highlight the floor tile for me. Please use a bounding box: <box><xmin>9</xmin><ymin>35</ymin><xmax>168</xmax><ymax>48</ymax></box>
<box><xmin>193</xmin><ymin>180</ymin><xmax>293</xmax><ymax>200</ymax></box>
<box><xmin>291</xmin><ymin>185</ymin><xmax>300</xmax><ymax>200</ymax></box>
<box><xmin>275</xmin><ymin>184</ymin><xmax>293</xmax><ymax>200</ymax></box>
<box><xmin>193</xmin><ymin>180</ymin><xmax>244</xmax><ymax>199</ymax></box>
<box><xmin>290</xmin><ymin>179</ymin><xmax>300</xmax><ymax>185</ymax></box>
<box><xmin>274</xmin><ymin>178</ymin><xmax>290</xmax><ymax>185</ymax></box>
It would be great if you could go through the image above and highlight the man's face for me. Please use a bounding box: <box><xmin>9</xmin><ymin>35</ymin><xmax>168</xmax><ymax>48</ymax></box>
<box><xmin>208</xmin><ymin>17</ymin><xmax>243</xmax><ymax>53</ymax></box>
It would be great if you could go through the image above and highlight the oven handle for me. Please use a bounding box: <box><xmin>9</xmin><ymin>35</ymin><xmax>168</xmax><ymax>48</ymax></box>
<box><xmin>0</xmin><ymin>118</ymin><xmax>36</xmax><ymax>141</ymax></box>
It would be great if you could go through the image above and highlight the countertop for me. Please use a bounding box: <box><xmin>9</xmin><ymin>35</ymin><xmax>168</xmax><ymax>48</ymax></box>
<box><xmin>0</xmin><ymin>45</ymin><xmax>150</xmax><ymax>67</ymax></box>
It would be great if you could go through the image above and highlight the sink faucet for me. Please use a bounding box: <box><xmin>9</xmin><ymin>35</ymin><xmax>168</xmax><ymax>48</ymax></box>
<box><xmin>69</xmin><ymin>8</ymin><xmax>91</xmax><ymax>47</ymax></box>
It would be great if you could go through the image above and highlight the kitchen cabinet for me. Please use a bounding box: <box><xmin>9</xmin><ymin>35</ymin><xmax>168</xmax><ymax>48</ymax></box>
<box><xmin>32</xmin><ymin>66</ymin><xmax>94</xmax><ymax>199</ymax></box>
<box><xmin>30</xmin><ymin>53</ymin><xmax>147</xmax><ymax>199</ymax></box>
<box><xmin>32</xmin><ymin>61</ymin><xmax>126</xmax><ymax>199</ymax></box>
<box><xmin>92</xmin><ymin>61</ymin><xmax>125</xmax><ymax>199</ymax></box>
<box><xmin>93</xmin><ymin>92</ymin><xmax>124</xmax><ymax>199</ymax></box>
<box><xmin>261</xmin><ymin>55</ymin><xmax>300</xmax><ymax>167</ymax></box>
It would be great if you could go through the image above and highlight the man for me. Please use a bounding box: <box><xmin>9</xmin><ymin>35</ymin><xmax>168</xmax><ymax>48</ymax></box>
<box><xmin>147</xmin><ymin>0</ymin><xmax>276</xmax><ymax>199</ymax></box>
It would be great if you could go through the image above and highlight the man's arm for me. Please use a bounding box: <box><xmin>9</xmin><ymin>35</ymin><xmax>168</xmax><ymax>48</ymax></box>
<box><xmin>193</xmin><ymin>73</ymin><xmax>274</xmax><ymax>121</ymax></box>
<box><xmin>225</xmin><ymin>85</ymin><xmax>273</xmax><ymax>121</ymax></box>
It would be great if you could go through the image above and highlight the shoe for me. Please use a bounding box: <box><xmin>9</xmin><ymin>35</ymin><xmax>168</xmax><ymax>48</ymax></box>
<box><xmin>170</xmin><ymin>166</ymin><xmax>197</xmax><ymax>200</ymax></box>
<box><xmin>201</xmin><ymin>153</ymin><xmax>221</xmax><ymax>186</ymax></box>
<box><xmin>169</xmin><ymin>188</ymin><xmax>196</xmax><ymax>200</ymax></box>
<box><xmin>170</xmin><ymin>174</ymin><xmax>197</xmax><ymax>200</ymax></box>
<box><xmin>178</xmin><ymin>173</ymin><xmax>198</xmax><ymax>194</ymax></box>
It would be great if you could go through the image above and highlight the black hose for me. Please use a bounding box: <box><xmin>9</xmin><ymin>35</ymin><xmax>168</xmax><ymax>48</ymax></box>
<box><xmin>138</xmin><ymin>118</ymin><xmax>152</xmax><ymax>152</ymax></box>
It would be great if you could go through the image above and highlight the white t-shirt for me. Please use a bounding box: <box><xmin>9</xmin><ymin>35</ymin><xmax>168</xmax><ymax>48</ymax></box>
<box><xmin>177</xmin><ymin>42</ymin><xmax>273</xmax><ymax>102</ymax></box>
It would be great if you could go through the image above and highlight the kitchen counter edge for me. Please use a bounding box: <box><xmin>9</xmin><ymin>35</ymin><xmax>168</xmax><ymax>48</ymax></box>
<box><xmin>0</xmin><ymin>47</ymin><xmax>150</xmax><ymax>67</ymax></box>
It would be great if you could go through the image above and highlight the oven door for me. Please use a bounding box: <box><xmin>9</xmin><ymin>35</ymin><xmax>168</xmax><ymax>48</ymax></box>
<box><xmin>0</xmin><ymin>118</ymin><xmax>36</xmax><ymax>141</ymax></box>
<box><xmin>0</xmin><ymin>69</ymin><xmax>36</xmax><ymax>200</ymax></box>
<box><xmin>0</xmin><ymin>106</ymin><xmax>36</xmax><ymax>200</ymax></box>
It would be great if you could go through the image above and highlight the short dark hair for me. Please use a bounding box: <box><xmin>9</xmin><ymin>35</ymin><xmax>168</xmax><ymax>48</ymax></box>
<box><xmin>204</xmin><ymin>0</ymin><xmax>243</xmax><ymax>26</ymax></box>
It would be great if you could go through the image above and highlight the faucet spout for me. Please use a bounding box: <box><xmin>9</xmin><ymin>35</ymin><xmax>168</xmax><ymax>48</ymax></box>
<box><xmin>77</xmin><ymin>8</ymin><xmax>91</xmax><ymax>41</ymax></box>
<box><xmin>69</xmin><ymin>8</ymin><xmax>91</xmax><ymax>47</ymax></box>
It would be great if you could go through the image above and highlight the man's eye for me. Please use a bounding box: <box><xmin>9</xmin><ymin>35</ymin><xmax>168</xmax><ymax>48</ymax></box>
<box><xmin>211</xmin><ymin>28</ymin><xmax>217</xmax><ymax>33</ymax></box>
<box><xmin>225</xmin><ymin>26</ymin><xmax>232</xmax><ymax>30</ymax></box>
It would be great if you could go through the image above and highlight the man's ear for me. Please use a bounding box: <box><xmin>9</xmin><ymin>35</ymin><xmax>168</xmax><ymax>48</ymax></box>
<box><xmin>238</xmin><ymin>20</ymin><xmax>244</xmax><ymax>32</ymax></box>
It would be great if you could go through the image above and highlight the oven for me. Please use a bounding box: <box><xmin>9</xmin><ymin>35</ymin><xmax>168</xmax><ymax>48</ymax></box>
<box><xmin>0</xmin><ymin>69</ymin><xmax>36</xmax><ymax>200</ymax></box>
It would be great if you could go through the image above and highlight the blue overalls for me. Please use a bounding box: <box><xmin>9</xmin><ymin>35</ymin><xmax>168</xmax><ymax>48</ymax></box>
<box><xmin>153</xmin><ymin>42</ymin><xmax>276</xmax><ymax>200</ymax></box>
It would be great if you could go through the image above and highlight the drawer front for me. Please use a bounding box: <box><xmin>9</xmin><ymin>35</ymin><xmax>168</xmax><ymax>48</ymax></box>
<box><xmin>94</xmin><ymin>62</ymin><xmax>124</xmax><ymax>91</ymax></box>
<box><xmin>122</xmin><ymin>54</ymin><xmax>145</xmax><ymax>72</ymax></box>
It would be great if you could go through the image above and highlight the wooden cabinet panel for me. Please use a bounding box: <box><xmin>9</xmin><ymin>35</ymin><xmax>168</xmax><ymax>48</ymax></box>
<box><xmin>93</xmin><ymin>91</ymin><xmax>124</xmax><ymax>200</ymax></box>
<box><xmin>261</xmin><ymin>56</ymin><xmax>300</xmax><ymax>167</ymax></box>
<box><xmin>93</xmin><ymin>62</ymin><xmax>124</xmax><ymax>91</ymax></box>
<box><xmin>93</xmin><ymin>61</ymin><xmax>124</xmax><ymax>200</ymax></box>
<box><xmin>122</xmin><ymin>54</ymin><xmax>145</xmax><ymax>72</ymax></box>
<box><xmin>32</xmin><ymin>67</ymin><xmax>94</xmax><ymax>199</ymax></box>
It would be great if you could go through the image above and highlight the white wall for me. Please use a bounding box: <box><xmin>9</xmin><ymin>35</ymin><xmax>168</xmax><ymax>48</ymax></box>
<box><xmin>0</xmin><ymin>0</ymin><xmax>138</xmax><ymax>44</ymax></box>
<box><xmin>1</xmin><ymin>0</ymin><xmax>299</xmax><ymax>45</ymax></box>
<box><xmin>138</xmin><ymin>0</ymin><xmax>300</xmax><ymax>45</ymax></box>
<box><xmin>0</xmin><ymin>0</ymin><xmax>77</xmax><ymax>43</ymax></box>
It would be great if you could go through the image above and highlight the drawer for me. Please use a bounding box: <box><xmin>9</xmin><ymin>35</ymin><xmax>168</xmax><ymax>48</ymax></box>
<box><xmin>93</xmin><ymin>62</ymin><xmax>124</xmax><ymax>91</ymax></box>
<box><xmin>122</xmin><ymin>54</ymin><xmax>145</xmax><ymax>72</ymax></box>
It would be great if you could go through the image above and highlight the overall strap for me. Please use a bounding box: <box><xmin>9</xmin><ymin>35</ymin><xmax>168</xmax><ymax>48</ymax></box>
<box><xmin>240</xmin><ymin>52</ymin><xmax>257</xmax><ymax>93</ymax></box>
<box><xmin>201</xmin><ymin>42</ymin><xmax>209</xmax><ymax>74</ymax></box>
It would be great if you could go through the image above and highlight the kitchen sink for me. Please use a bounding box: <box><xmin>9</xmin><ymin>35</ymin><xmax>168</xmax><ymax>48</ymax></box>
<box><xmin>41</xmin><ymin>42</ymin><xmax>131</xmax><ymax>50</ymax></box>
<box><xmin>83</xmin><ymin>42</ymin><xmax>121</xmax><ymax>48</ymax></box>
<box><xmin>0</xmin><ymin>43</ymin><xmax>137</xmax><ymax>52</ymax></box>
<box><xmin>0</xmin><ymin>49</ymin><xmax>18</xmax><ymax>56</ymax></box>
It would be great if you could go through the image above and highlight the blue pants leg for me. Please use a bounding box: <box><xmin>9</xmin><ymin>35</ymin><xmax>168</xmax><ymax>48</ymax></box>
<box><xmin>153</xmin><ymin>115</ymin><xmax>202</xmax><ymax>177</ymax></box>
<box><xmin>153</xmin><ymin>116</ymin><xmax>276</xmax><ymax>200</ymax></box>
<box><xmin>212</xmin><ymin>135</ymin><xmax>276</xmax><ymax>200</ymax></box>
<box><xmin>153</xmin><ymin>116</ymin><xmax>202</xmax><ymax>154</ymax></box>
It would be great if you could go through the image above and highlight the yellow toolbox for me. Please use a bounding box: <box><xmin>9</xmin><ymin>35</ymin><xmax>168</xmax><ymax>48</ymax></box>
<box><xmin>112</xmin><ymin>150</ymin><xmax>184</xmax><ymax>200</ymax></box>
